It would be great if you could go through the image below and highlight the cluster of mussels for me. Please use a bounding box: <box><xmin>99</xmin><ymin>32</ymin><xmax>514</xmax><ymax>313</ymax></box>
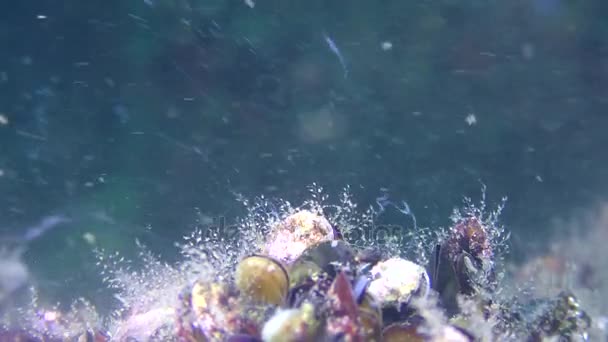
<box><xmin>1</xmin><ymin>208</ymin><xmax>594</xmax><ymax>341</ymax></box>
<box><xmin>173</xmin><ymin>209</ymin><xmax>591</xmax><ymax>342</ymax></box>
<box><xmin>174</xmin><ymin>209</ymin><xmax>432</xmax><ymax>341</ymax></box>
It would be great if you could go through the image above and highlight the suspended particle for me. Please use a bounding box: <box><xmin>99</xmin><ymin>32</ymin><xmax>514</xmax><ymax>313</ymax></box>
<box><xmin>381</xmin><ymin>41</ymin><xmax>393</xmax><ymax>51</ymax></box>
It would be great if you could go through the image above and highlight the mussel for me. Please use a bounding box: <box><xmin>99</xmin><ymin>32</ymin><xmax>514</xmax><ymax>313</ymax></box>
<box><xmin>289</xmin><ymin>240</ymin><xmax>355</xmax><ymax>280</ymax></box>
<box><xmin>286</xmin><ymin>240</ymin><xmax>356</xmax><ymax>309</ymax></box>
<box><xmin>324</xmin><ymin>271</ymin><xmax>383</xmax><ymax>341</ymax></box>
<box><xmin>430</xmin><ymin>217</ymin><xmax>495</xmax><ymax>315</ymax></box>
<box><xmin>180</xmin><ymin>280</ymin><xmax>262</xmax><ymax>341</ymax></box>
<box><xmin>382</xmin><ymin>322</ymin><xmax>474</xmax><ymax>342</ymax></box>
<box><xmin>262</xmin><ymin>302</ymin><xmax>320</xmax><ymax>342</ymax></box>
<box><xmin>382</xmin><ymin>323</ymin><xmax>424</xmax><ymax>342</ymax></box>
<box><xmin>235</xmin><ymin>255</ymin><xmax>289</xmax><ymax>306</ymax></box>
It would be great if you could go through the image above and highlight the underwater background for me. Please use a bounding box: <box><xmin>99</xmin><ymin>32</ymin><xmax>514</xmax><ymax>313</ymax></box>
<box><xmin>0</xmin><ymin>0</ymin><xmax>607</xmax><ymax>338</ymax></box>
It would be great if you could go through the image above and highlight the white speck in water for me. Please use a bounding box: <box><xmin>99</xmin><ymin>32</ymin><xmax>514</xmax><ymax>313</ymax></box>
<box><xmin>166</xmin><ymin>105</ymin><xmax>179</xmax><ymax>119</ymax></box>
<box><xmin>465</xmin><ymin>113</ymin><xmax>477</xmax><ymax>126</ymax></box>
<box><xmin>597</xmin><ymin>316</ymin><xmax>608</xmax><ymax>333</ymax></box>
<box><xmin>0</xmin><ymin>114</ymin><xmax>8</xmax><ymax>125</ymax></box>
<box><xmin>104</xmin><ymin>77</ymin><xmax>115</xmax><ymax>88</ymax></box>
<box><xmin>43</xmin><ymin>310</ymin><xmax>60</xmax><ymax>322</ymax></box>
<box><xmin>522</xmin><ymin>42</ymin><xmax>535</xmax><ymax>60</ymax></box>
<box><xmin>381</xmin><ymin>41</ymin><xmax>393</xmax><ymax>51</ymax></box>
<box><xmin>244</xmin><ymin>0</ymin><xmax>255</xmax><ymax>8</ymax></box>
<box><xmin>113</xmin><ymin>104</ymin><xmax>130</xmax><ymax>124</ymax></box>
<box><xmin>265</xmin><ymin>185</ymin><xmax>278</xmax><ymax>192</ymax></box>
<box><xmin>82</xmin><ymin>232</ymin><xmax>97</xmax><ymax>245</ymax></box>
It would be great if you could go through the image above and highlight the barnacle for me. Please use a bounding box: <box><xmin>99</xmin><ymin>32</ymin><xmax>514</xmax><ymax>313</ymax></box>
<box><xmin>261</xmin><ymin>210</ymin><xmax>335</xmax><ymax>265</ymax></box>
<box><xmin>367</xmin><ymin>257</ymin><xmax>430</xmax><ymax>312</ymax></box>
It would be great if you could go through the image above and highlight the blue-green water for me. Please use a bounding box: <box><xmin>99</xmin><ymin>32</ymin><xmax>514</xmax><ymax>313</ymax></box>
<box><xmin>1</xmin><ymin>0</ymin><xmax>607</xmax><ymax>317</ymax></box>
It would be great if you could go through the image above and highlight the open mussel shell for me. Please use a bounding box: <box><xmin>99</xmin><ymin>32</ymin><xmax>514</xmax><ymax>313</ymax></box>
<box><xmin>429</xmin><ymin>217</ymin><xmax>497</xmax><ymax>316</ymax></box>
<box><xmin>287</xmin><ymin>259</ymin><xmax>323</xmax><ymax>290</ymax></box>
<box><xmin>285</xmin><ymin>240</ymin><xmax>357</xmax><ymax>309</ymax></box>
<box><xmin>235</xmin><ymin>255</ymin><xmax>289</xmax><ymax>306</ymax></box>
<box><xmin>290</xmin><ymin>240</ymin><xmax>355</xmax><ymax>279</ymax></box>
<box><xmin>431</xmin><ymin>248</ymin><xmax>495</xmax><ymax>314</ymax></box>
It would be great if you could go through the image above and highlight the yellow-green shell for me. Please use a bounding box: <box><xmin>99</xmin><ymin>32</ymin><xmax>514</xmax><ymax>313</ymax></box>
<box><xmin>235</xmin><ymin>255</ymin><xmax>289</xmax><ymax>306</ymax></box>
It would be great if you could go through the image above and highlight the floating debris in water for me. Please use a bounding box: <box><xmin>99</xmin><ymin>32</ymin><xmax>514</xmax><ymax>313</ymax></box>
<box><xmin>465</xmin><ymin>113</ymin><xmax>477</xmax><ymax>126</ymax></box>
<box><xmin>323</xmin><ymin>32</ymin><xmax>349</xmax><ymax>79</ymax></box>
<box><xmin>381</xmin><ymin>41</ymin><xmax>393</xmax><ymax>51</ymax></box>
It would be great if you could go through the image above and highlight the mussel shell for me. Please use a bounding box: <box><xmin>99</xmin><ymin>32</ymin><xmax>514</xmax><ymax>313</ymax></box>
<box><xmin>431</xmin><ymin>241</ymin><xmax>493</xmax><ymax>316</ymax></box>
<box><xmin>287</xmin><ymin>272</ymin><xmax>333</xmax><ymax>309</ymax></box>
<box><xmin>383</xmin><ymin>323</ymin><xmax>474</xmax><ymax>342</ymax></box>
<box><xmin>355</xmin><ymin>247</ymin><xmax>385</xmax><ymax>266</ymax></box>
<box><xmin>185</xmin><ymin>280</ymin><xmax>264</xmax><ymax>341</ymax></box>
<box><xmin>358</xmin><ymin>292</ymin><xmax>383</xmax><ymax>340</ymax></box>
<box><xmin>191</xmin><ymin>281</ymin><xmax>233</xmax><ymax>314</ymax></box>
<box><xmin>262</xmin><ymin>303</ymin><xmax>320</xmax><ymax>342</ymax></box>
<box><xmin>292</xmin><ymin>240</ymin><xmax>355</xmax><ymax>278</ymax></box>
<box><xmin>285</xmin><ymin>240</ymin><xmax>357</xmax><ymax>310</ymax></box>
<box><xmin>352</xmin><ymin>275</ymin><xmax>371</xmax><ymax>305</ymax></box>
<box><xmin>288</xmin><ymin>259</ymin><xmax>323</xmax><ymax>289</ymax></box>
<box><xmin>430</xmin><ymin>218</ymin><xmax>495</xmax><ymax>306</ymax></box>
<box><xmin>226</xmin><ymin>334</ymin><xmax>263</xmax><ymax>342</ymax></box>
<box><xmin>382</xmin><ymin>323</ymin><xmax>424</xmax><ymax>342</ymax></box>
<box><xmin>235</xmin><ymin>255</ymin><xmax>289</xmax><ymax>306</ymax></box>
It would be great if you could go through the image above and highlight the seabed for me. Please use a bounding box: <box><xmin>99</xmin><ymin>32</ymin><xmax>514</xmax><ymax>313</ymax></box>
<box><xmin>0</xmin><ymin>187</ymin><xmax>606</xmax><ymax>341</ymax></box>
